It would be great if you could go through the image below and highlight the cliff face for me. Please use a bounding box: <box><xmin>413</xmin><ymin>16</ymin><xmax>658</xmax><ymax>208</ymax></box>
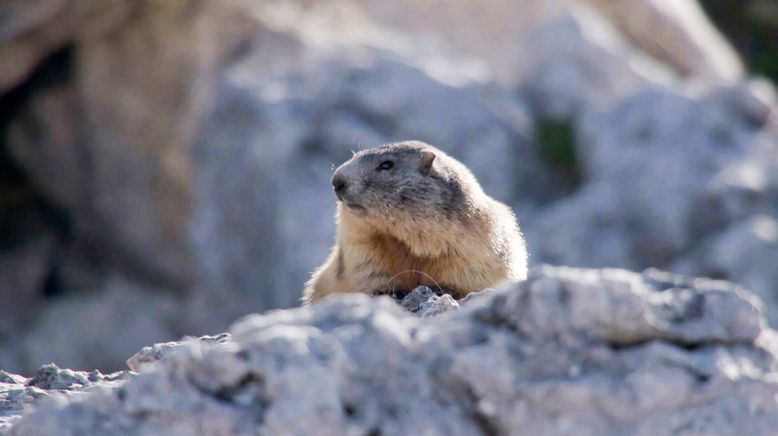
<box><xmin>1</xmin><ymin>0</ymin><xmax>777</xmax><ymax>375</ymax></box>
<box><xmin>4</xmin><ymin>266</ymin><xmax>778</xmax><ymax>434</ymax></box>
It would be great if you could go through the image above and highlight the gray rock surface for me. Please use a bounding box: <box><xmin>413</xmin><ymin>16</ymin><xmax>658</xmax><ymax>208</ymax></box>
<box><xmin>0</xmin><ymin>364</ymin><xmax>131</xmax><ymax>431</ymax></box>
<box><xmin>6</xmin><ymin>266</ymin><xmax>778</xmax><ymax>435</ymax></box>
<box><xmin>126</xmin><ymin>333</ymin><xmax>231</xmax><ymax>373</ymax></box>
<box><xmin>1</xmin><ymin>0</ymin><xmax>777</xmax><ymax>375</ymax></box>
<box><xmin>525</xmin><ymin>81</ymin><xmax>778</xmax><ymax>320</ymax></box>
<box><xmin>674</xmin><ymin>216</ymin><xmax>778</xmax><ymax>325</ymax></box>
<box><xmin>583</xmin><ymin>0</ymin><xmax>744</xmax><ymax>81</ymax></box>
<box><xmin>398</xmin><ymin>286</ymin><xmax>461</xmax><ymax>317</ymax></box>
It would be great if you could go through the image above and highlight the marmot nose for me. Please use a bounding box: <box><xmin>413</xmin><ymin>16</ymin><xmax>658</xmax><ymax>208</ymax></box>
<box><xmin>332</xmin><ymin>174</ymin><xmax>348</xmax><ymax>194</ymax></box>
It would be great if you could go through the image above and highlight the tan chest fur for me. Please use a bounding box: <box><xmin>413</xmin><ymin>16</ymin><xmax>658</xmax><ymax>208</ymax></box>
<box><xmin>339</xmin><ymin>223</ymin><xmax>501</xmax><ymax>298</ymax></box>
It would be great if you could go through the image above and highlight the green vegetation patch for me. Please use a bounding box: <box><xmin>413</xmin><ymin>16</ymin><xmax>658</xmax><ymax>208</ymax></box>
<box><xmin>536</xmin><ymin>120</ymin><xmax>577</xmax><ymax>169</ymax></box>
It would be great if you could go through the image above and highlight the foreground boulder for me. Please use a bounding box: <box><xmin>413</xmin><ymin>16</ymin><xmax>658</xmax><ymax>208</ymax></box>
<box><xmin>6</xmin><ymin>266</ymin><xmax>778</xmax><ymax>435</ymax></box>
<box><xmin>0</xmin><ymin>365</ymin><xmax>131</xmax><ymax>431</ymax></box>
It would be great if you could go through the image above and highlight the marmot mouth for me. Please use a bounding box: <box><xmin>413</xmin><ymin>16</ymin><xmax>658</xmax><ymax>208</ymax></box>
<box><xmin>346</xmin><ymin>202</ymin><xmax>367</xmax><ymax>213</ymax></box>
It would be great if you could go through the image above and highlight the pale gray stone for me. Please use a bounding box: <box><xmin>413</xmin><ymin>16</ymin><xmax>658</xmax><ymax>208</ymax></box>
<box><xmin>8</xmin><ymin>266</ymin><xmax>778</xmax><ymax>435</ymax></box>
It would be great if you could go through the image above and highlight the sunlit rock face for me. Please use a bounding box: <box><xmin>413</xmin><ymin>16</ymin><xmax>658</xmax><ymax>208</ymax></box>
<box><xmin>6</xmin><ymin>266</ymin><xmax>778</xmax><ymax>435</ymax></box>
<box><xmin>0</xmin><ymin>0</ymin><xmax>776</xmax><ymax>375</ymax></box>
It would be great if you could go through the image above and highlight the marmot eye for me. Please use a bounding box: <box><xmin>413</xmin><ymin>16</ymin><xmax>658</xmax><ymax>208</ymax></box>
<box><xmin>376</xmin><ymin>160</ymin><xmax>394</xmax><ymax>171</ymax></box>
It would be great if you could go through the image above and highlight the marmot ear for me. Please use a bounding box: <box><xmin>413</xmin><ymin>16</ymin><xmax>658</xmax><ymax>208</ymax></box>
<box><xmin>420</xmin><ymin>150</ymin><xmax>436</xmax><ymax>175</ymax></box>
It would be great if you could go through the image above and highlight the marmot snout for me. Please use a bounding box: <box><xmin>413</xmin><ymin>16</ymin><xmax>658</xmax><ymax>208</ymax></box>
<box><xmin>303</xmin><ymin>141</ymin><xmax>527</xmax><ymax>304</ymax></box>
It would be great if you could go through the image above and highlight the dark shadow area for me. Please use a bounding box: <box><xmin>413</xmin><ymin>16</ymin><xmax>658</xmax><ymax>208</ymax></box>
<box><xmin>0</xmin><ymin>45</ymin><xmax>75</xmax><ymax>299</ymax></box>
<box><xmin>701</xmin><ymin>0</ymin><xmax>778</xmax><ymax>83</ymax></box>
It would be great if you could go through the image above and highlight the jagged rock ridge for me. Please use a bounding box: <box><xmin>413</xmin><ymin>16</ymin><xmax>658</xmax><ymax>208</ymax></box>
<box><xmin>6</xmin><ymin>266</ymin><xmax>778</xmax><ymax>435</ymax></box>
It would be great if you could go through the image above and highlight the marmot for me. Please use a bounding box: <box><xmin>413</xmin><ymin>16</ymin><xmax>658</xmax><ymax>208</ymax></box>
<box><xmin>302</xmin><ymin>141</ymin><xmax>527</xmax><ymax>304</ymax></box>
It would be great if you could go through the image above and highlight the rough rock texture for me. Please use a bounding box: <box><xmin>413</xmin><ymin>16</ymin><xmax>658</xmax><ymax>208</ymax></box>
<box><xmin>7</xmin><ymin>266</ymin><xmax>778</xmax><ymax>435</ymax></box>
<box><xmin>1</xmin><ymin>0</ymin><xmax>777</xmax><ymax>373</ymax></box>
<box><xmin>398</xmin><ymin>286</ymin><xmax>461</xmax><ymax>317</ymax></box>
<box><xmin>126</xmin><ymin>333</ymin><xmax>231</xmax><ymax>373</ymax></box>
<box><xmin>0</xmin><ymin>364</ymin><xmax>131</xmax><ymax>431</ymax></box>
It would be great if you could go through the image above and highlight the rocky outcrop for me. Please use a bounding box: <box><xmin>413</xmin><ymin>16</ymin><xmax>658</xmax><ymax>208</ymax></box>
<box><xmin>5</xmin><ymin>266</ymin><xmax>778</xmax><ymax>434</ymax></box>
<box><xmin>1</xmin><ymin>0</ymin><xmax>777</xmax><ymax>374</ymax></box>
<box><xmin>0</xmin><ymin>364</ymin><xmax>131</xmax><ymax>431</ymax></box>
<box><xmin>583</xmin><ymin>0</ymin><xmax>744</xmax><ymax>81</ymax></box>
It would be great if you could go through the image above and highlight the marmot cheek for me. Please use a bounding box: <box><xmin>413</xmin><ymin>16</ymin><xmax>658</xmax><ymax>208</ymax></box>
<box><xmin>397</xmin><ymin>192</ymin><xmax>415</xmax><ymax>206</ymax></box>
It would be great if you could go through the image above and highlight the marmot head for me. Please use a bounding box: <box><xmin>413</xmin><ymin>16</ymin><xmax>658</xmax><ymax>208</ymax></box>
<box><xmin>331</xmin><ymin>141</ymin><xmax>479</xmax><ymax>221</ymax></box>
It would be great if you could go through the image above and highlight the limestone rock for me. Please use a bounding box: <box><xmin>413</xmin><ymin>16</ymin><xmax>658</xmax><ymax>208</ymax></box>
<box><xmin>398</xmin><ymin>286</ymin><xmax>460</xmax><ymax>317</ymax></box>
<box><xmin>8</xmin><ymin>266</ymin><xmax>778</xmax><ymax>435</ymax></box>
<box><xmin>0</xmin><ymin>365</ymin><xmax>131</xmax><ymax>431</ymax></box>
<box><xmin>583</xmin><ymin>0</ymin><xmax>744</xmax><ymax>82</ymax></box>
<box><xmin>674</xmin><ymin>216</ymin><xmax>778</xmax><ymax>325</ymax></box>
<box><xmin>126</xmin><ymin>333</ymin><xmax>232</xmax><ymax>372</ymax></box>
<box><xmin>527</xmin><ymin>82</ymin><xmax>778</xmax><ymax>274</ymax></box>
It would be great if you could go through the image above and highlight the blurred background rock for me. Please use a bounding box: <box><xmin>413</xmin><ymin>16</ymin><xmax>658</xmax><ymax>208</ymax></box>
<box><xmin>0</xmin><ymin>0</ymin><xmax>776</xmax><ymax>373</ymax></box>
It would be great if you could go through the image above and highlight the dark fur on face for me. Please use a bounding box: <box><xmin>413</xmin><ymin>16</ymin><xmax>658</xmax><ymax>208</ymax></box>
<box><xmin>331</xmin><ymin>141</ymin><xmax>477</xmax><ymax>221</ymax></box>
